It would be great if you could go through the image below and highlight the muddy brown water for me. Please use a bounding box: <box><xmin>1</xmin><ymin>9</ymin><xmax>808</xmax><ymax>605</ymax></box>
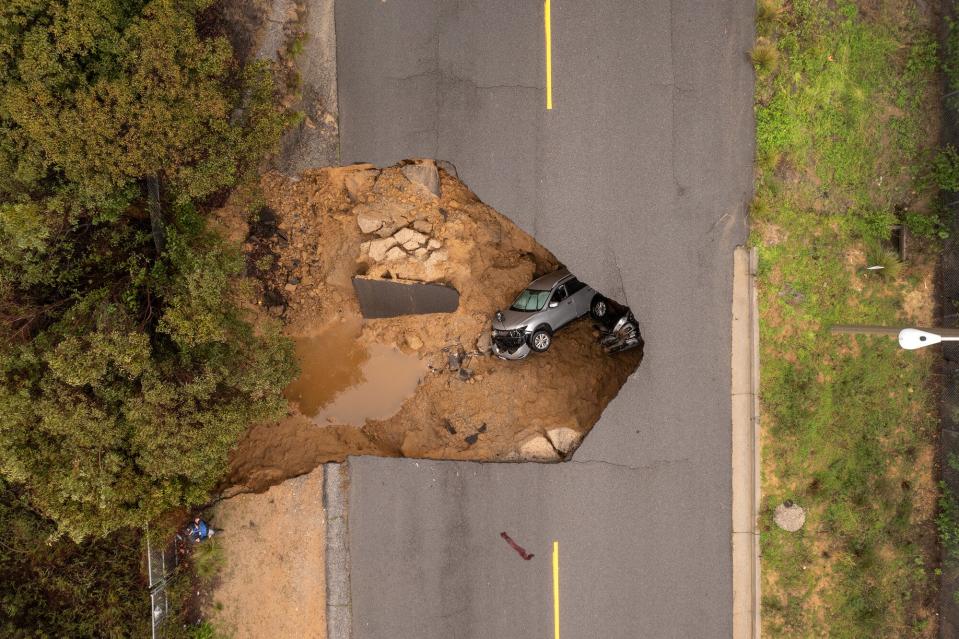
<box><xmin>284</xmin><ymin>319</ymin><xmax>427</xmax><ymax>426</ymax></box>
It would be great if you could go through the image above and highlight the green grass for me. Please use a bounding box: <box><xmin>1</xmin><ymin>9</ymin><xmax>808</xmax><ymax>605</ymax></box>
<box><xmin>753</xmin><ymin>0</ymin><xmax>941</xmax><ymax>636</ymax></box>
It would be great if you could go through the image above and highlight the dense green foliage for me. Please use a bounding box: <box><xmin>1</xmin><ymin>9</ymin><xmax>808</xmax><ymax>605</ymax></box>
<box><xmin>0</xmin><ymin>0</ymin><xmax>295</xmax><ymax>543</ymax></box>
<box><xmin>752</xmin><ymin>0</ymin><xmax>941</xmax><ymax>636</ymax></box>
<box><xmin>0</xmin><ymin>480</ymin><xmax>148</xmax><ymax>638</ymax></box>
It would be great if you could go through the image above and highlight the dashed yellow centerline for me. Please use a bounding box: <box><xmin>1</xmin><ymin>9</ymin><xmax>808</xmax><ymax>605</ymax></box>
<box><xmin>552</xmin><ymin>540</ymin><xmax>560</xmax><ymax>639</ymax></box>
<box><xmin>544</xmin><ymin>0</ymin><xmax>553</xmax><ymax>109</ymax></box>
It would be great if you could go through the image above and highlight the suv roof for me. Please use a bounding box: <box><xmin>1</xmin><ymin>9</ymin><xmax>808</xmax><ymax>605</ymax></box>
<box><xmin>527</xmin><ymin>267</ymin><xmax>572</xmax><ymax>291</ymax></box>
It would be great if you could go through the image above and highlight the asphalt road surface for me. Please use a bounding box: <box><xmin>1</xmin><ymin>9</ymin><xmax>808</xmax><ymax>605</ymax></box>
<box><xmin>336</xmin><ymin>1</ymin><xmax>754</xmax><ymax>637</ymax></box>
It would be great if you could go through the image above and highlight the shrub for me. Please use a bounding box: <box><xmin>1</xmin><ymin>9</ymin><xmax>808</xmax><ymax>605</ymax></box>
<box><xmin>903</xmin><ymin>208</ymin><xmax>950</xmax><ymax>240</ymax></box>
<box><xmin>856</xmin><ymin>208</ymin><xmax>897</xmax><ymax>244</ymax></box>
<box><xmin>932</xmin><ymin>145</ymin><xmax>959</xmax><ymax>193</ymax></box>
<box><xmin>756</xmin><ymin>0</ymin><xmax>784</xmax><ymax>35</ymax></box>
<box><xmin>945</xmin><ymin>18</ymin><xmax>959</xmax><ymax>95</ymax></box>
<box><xmin>752</xmin><ymin>37</ymin><xmax>780</xmax><ymax>74</ymax></box>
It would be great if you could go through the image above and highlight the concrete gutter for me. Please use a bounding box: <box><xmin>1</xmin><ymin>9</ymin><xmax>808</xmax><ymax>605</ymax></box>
<box><xmin>324</xmin><ymin>462</ymin><xmax>353</xmax><ymax>639</ymax></box>
<box><xmin>731</xmin><ymin>246</ymin><xmax>761</xmax><ymax>639</ymax></box>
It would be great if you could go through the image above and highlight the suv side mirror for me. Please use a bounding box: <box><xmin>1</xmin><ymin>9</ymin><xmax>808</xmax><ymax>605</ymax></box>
<box><xmin>548</xmin><ymin>301</ymin><xmax>559</xmax><ymax>308</ymax></box>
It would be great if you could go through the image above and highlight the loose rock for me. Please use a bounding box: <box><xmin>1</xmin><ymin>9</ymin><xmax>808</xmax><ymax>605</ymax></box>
<box><xmin>475</xmin><ymin>331</ymin><xmax>492</xmax><ymax>355</ymax></box>
<box><xmin>356</xmin><ymin>209</ymin><xmax>383</xmax><ymax>234</ymax></box>
<box><xmin>406</xmin><ymin>334</ymin><xmax>424</xmax><ymax>350</ymax></box>
<box><xmin>343</xmin><ymin>167</ymin><xmax>379</xmax><ymax>201</ymax></box>
<box><xmin>401</xmin><ymin>160</ymin><xmax>441</xmax><ymax>197</ymax></box>
<box><xmin>368</xmin><ymin>237</ymin><xmax>398</xmax><ymax>262</ymax></box>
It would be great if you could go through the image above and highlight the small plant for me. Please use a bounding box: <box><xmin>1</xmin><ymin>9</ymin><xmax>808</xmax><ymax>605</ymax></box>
<box><xmin>255</xmin><ymin>254</ymin><xmax>274</xmax><ymax>273</ymax></box>
<box><xmin>190</xmin><ymin>621</ymin><xmax>224</xmax><ymax>639</ymax></box>
<box><xmin>903</xmin><ymin>208</ymin><xmax>950</xmax><ymax>240</ymax></box>
<box><xmin>289</xmin><ymin>33</ymin><xmax>308</xmax><ymax>57</ymax></box>
<box><xmin>864</xmin><ymin>242</ymin><xmax>902</xmax><ymax>280</ymax></box>
<box><xmin>751</xmin><ymin>37</ymin><xmax>780</xmax><ymax>74</ymax></box>
<box><xmin>191</xmin><ymin>539</ymin><xmax>225</xmax><ymax>584</ymax></box>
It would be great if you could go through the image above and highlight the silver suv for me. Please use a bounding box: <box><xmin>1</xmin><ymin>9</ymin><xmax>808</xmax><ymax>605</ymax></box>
<box><xmin>491</xmin><ymin>268</ymin><xmax>602</xmax><ymax>360</ymax></box>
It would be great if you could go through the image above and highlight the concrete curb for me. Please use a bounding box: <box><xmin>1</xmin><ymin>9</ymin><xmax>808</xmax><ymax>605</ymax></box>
<box><xmin>731</xmin><ymin>246</ymin><xmax>761</xmax><ymax>639</ymax></box>
<box><xmin>324</xmin><ymin>462</ymin><xmax>353</xmax><ymax>639</ymax></box>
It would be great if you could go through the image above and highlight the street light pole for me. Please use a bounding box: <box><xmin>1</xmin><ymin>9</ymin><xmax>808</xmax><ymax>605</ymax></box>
<box><xmin>830</xmin><ymin>325</ymin><xmax>959</xmax><ymax>350</ymax></box>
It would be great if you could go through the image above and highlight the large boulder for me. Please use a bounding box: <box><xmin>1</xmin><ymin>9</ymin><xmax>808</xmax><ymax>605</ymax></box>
<box><xmin>354</xmin><ymin>201</ymin><xmax>416</xmax><ymax>238</ymax></box>
<box><xmin>384</xmin><ymin>246</ymin><xmax>408</xmax><ymax>261</ymax></box>
<box><xmin>546</xmin><ymin>427</ymin><xmax>583</xmax><ymax>457</ymax></box>
<box><xmin>367</xmin><ymin>237</ymin><xmax>398</xmax><ymax>262</ymax></box>
<box><xmin>356</xmin><ymin>209</ymin><xmax>383</xmax><ymax>234</ymax></box>
<box><xmin>394</xmin><ymin>227</ymin><xmax>428</xmax><ymax>248</ymax></box>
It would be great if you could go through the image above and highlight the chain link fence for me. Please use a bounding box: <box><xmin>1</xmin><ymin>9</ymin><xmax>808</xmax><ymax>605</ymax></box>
<box><xmin>146</xmin><ymin>527</ymin><xmax>182</xmax><ymax>639</ymax></box>
<box><xmin>940</xmin><ymin>5</ymin><xmax>959</xmax><ymax>636</ymax></box>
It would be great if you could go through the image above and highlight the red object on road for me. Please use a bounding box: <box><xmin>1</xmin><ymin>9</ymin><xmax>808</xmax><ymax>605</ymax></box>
<box><xmin>500</xmin><ymin>531</ymin><xmax>534</xmax><ymax>560</ymax></box>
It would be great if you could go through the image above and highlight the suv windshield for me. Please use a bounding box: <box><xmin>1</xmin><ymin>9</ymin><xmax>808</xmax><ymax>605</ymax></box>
<box><xmin>510</xmin><ymin>288</ymin><xmax>551</xmax><ymax>312</ymax></box>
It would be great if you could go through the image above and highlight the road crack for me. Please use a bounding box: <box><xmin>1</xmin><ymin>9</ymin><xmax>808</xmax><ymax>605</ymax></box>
<box><xmin>568</xmin><ymin>457</ymin><xmax>692</xmax><ymax>472</ymax></box>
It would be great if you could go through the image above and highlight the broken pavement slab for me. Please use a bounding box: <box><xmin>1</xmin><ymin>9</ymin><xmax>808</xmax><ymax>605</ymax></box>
<box><xmin>351</xmin><ymin>276</ymin><xmax>459</xmax><ymax>318</ymax></box>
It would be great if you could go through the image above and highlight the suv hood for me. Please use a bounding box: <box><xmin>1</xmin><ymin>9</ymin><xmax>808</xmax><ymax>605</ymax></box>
<box><xmin>492</xmin><ymin>308</ymin><xmax>537</xmax><ymax>331</ymax></box>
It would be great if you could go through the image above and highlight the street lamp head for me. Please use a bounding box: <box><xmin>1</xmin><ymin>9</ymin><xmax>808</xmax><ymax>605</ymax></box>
<box><xmin>898</xmin><ymin>328</ymin><xmax>942</xmax><ymax>350</ymax></box>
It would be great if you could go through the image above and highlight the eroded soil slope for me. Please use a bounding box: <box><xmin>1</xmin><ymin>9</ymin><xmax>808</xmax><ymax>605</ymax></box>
<box><xmin>221</xmin><ymin>163</ymin><xmax>641</xmax><ymax>492</ymax></box>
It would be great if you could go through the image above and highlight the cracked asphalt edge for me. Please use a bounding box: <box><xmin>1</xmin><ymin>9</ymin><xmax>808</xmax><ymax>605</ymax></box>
<box><xmin>277</xmin><ymin>0</ymin><xmax>340</xmax><ymax>173</ymax></box>
<box><xmin>731</xmin><ymin>246</ymin><xmax>760</xmax><ymax>639</ymax></box>
<box><xmin>324</xmin><ymin>461</ymin><xmax>353</xmax><ymax>639</ymax></box>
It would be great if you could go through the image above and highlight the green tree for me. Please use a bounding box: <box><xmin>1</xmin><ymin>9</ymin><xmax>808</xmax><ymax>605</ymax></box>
<box><xmin>0</xmin><ymin>0</ymin><xmax>295</xmax><ymax>540</ymax></box>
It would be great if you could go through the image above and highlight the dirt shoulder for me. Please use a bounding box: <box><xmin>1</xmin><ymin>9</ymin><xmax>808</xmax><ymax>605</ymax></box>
<box><xmin>208</xmin><ymin>467</ymin><xmax>326</xmax><ymax>638</ymax></box>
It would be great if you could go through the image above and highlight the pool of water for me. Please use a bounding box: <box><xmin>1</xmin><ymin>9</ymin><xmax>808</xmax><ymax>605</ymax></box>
<box><xmin>284</xmin><ymin>320</ymin><xmax>427</xmax><ymax>426</ymax></box>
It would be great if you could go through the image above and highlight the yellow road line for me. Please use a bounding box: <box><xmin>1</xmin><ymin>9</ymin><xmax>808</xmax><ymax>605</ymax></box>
<box><xmin>544</xmin><ymin>0</ymin><xmax>553</xmax><ymax>109</ymax></box>
<box><xmin>552</xmin><ymin>540</ymin><xmax>560</xmax><ymax>639</ymax></box>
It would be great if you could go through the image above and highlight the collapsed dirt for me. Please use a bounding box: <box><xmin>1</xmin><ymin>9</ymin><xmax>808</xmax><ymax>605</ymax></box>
<box><xmin>221</xmin><ymin>162</ymin><xmax>642</xmax><ymax>492</ymax></box>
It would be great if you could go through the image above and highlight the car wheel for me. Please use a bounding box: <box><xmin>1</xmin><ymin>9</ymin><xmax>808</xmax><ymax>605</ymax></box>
<box><xmin>590</xmin><ymin>295</ymin><xmax>608</xmax><ymax>319</ymax></box>
<box><xmin>529</xmin><ymin>328</ymin><xmax>552</xmax><ymax>353</ymax></box>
